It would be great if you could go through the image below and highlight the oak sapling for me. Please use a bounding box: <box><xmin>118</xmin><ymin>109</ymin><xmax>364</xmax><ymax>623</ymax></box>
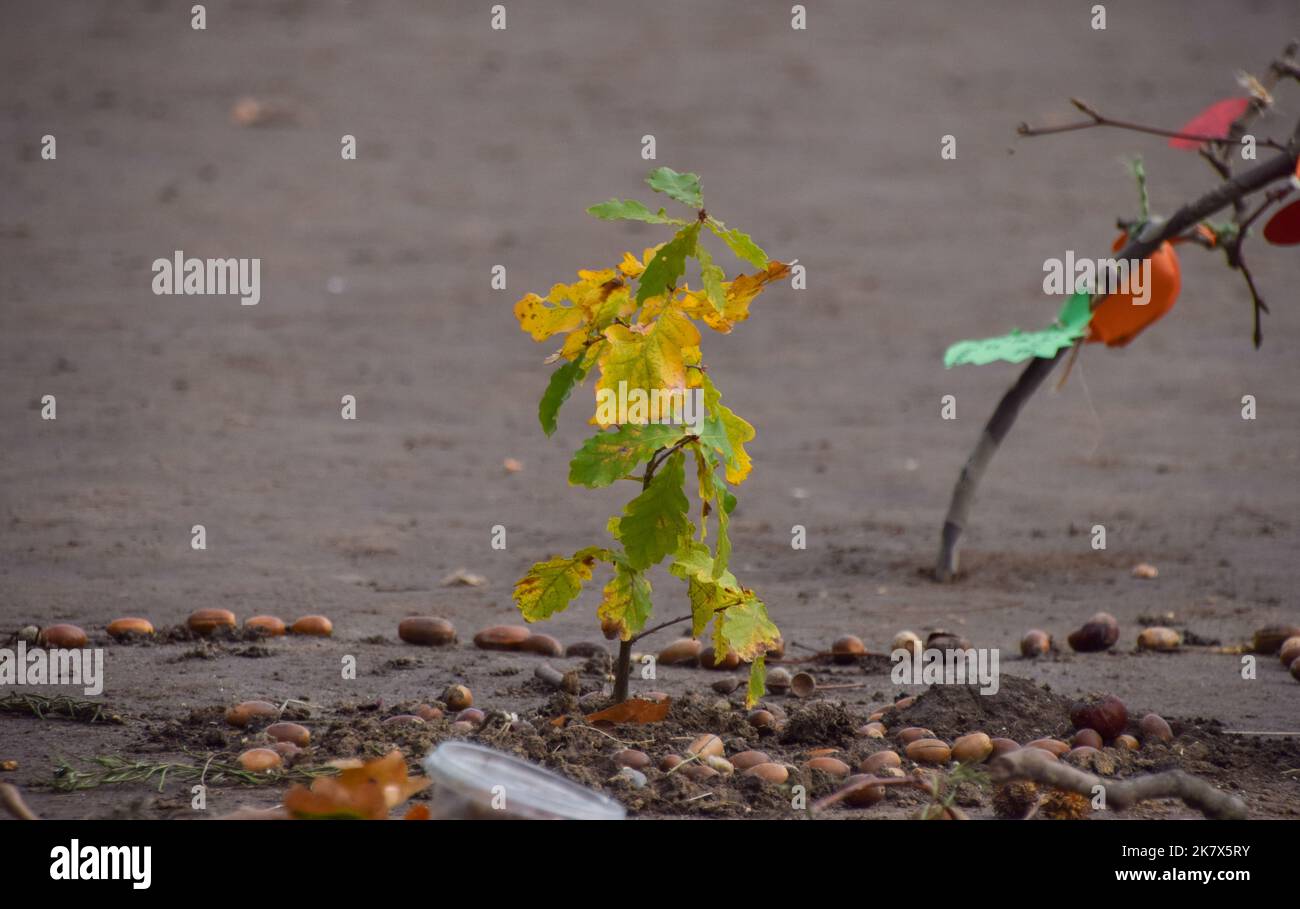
<box><xmin>511</xmin><ymin>167</ymin><xmax>787</xmax><ymax>706</ymax></box>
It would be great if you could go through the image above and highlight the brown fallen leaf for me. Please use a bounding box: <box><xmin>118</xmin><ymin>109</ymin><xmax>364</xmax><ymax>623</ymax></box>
<box><xmin>283</xmin><ymin>750</ymin><xmax>429</xmax><ymax>820</ymax></box>
<box><xmin>584</xmin><ymin>697</ymin><xmax>672</xmax><ymax>725</ymax></box>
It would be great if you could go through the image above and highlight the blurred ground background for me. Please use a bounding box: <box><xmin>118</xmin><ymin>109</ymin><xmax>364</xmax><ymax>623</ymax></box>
<box><xmin>1</xmin><ymin>0</ymin><xmax>1298</xmax><ymax>818</ymax></box>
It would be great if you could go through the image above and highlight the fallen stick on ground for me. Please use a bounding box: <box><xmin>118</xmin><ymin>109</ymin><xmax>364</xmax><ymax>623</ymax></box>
<box><xmin>0</xmin><ymin>783</ymin><xmax>39</xmax><ymax>820</ymax></box>
<box><xmin>989</xmin><ymin>747</ymin><xmax>1248</xmax><ymax>819</ymax></box>
<box><xmin>534</xmin><ymin>662</ymin><xmax>581</xmax><ymax>694</ymax></box>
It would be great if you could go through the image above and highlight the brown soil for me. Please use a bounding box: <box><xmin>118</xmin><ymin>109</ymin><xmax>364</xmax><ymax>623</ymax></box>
<box><xmin>2</xmin><ymin>1</ymin><xmax>1299</xmax><ymax>820</ymax></box>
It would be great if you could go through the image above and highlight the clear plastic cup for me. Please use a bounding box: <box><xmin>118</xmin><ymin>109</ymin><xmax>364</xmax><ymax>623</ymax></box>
<box><xmin>422</xmin><ymin>741</ymin><xmax>627</xmax><ymax>820</ymax></box>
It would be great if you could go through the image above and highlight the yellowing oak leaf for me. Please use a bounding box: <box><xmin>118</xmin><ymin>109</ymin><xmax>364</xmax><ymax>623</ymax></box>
<box><xmin>598</xmin><ymin>559</ymin><xmax>653</xmax><ymax>640</ymax></box>
<box><xmin>713</xmin><ymin>589</ymin><xmax>780</xmax><ymax>663</ymax></box>
<box><xmin>515</xmin><ymin>292</ymin><xmax>585</xmax><ymax>342</ymax></box>
<box><xmin>514</xmin><ymin>546</ymin><xmax>611</xmax><ymax>622</ymax></box>
<box><xmin>679</xmin><ymin>261</ymin><xmax>790</xmax><ymax>334</ymax></box>
<box><xmin>595</xmin><ymin>309</ymin><xmax>701</xmax><ymax>427</ymax></box>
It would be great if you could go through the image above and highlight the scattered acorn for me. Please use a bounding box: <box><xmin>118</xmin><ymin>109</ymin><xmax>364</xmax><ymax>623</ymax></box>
<box><xmin>1252</xmin><ymin>624</ymin><xmax>1300</xmax><ymax>655</ymax></box>
<box><xmin>1114</xmin><ymin>734</ymin><xmax>1140</xmax><ymax>751</ymax></box>
<box><xmin>842</xmin><ymin>775</ymin><xmax>886</xmax><ymax>807</ymax></box>
<box><xmin>1131</xmin><ymin>562</ymin><xmax>1159</xmax><ymax>579</ymax></box>
<box><xmin>518</xmin><ymin>633</ymin><xmax>564</xmax><ymax>657</ymax></box>
<box><xmin>1069</xmin><ymin>694</ymin><xmax>1128</xmax><ymax>740</ymax></box>
<box><xmin>894</xmin><ymin>695</ymin><xmax>917</xmax><ymax>710</ymax></box>
<box><xmin>245</xmin><ymin>615</ymin><xmax>286</xmax><ymax>637</ymax></box>
<box><xmin>398</xmin><ymin>616</ymin><xmax>456</xmax><ymax>646</ymax></box>
<box><xmin>856</xmin><ymin>722</ymin><xmax>886</xmax><ymax>739</ymax></box>
<box><xmin>712</xmin><ymin>677</ymin><xmax>742</xmax><ymax>695</ymax></box>
<box><xmin>291</xmin><ymin>615</ymin><xmax>333</xmax><ymax>636</ymax></box>
<box><xmin>1025</xmin><ymin>738</ymin><xmax>1070</xmax><ymax>757</ymax></box>
<box><xmin>687</xmin><ymin>734</ymin><xmax>724</xmax><ymax>759</ymax></box>
<box><xmin>266</xmin><ymin>722</ymin><xmax>310</xmax><ymax>747</ymax></box>
<box><xmin>1068</xmin><ymin>612</ymin><xmax>1119</xmax><ymax>653</ymax></box>
<box><xmin>415</xmin><ymin>704</ymin><xmax>444</xmax><ymax>722</ymax></box>
<box><xmin>705</xmin><ymin>756</ymin><xmax>735</xmax><ymax>776</ymax></box>
<box><xmin>905</xmin><ymin>739</ymin><xmax>951</xmax><ymax>764</ymax></box>
<box><xmin>612</xmin><ymin>749</ymin><xmax>650</xmax><ymax>770</ymax></box>
<box><xmin>683</xmin><ymin>764</ymin><xmax>719</xmax><ymax>782</ymax></box>
<box><xmin>38</xmin><ymin>624</ymin><xmax>88</xmax><ymax>648</ymax></box>
<box><xmin>658</xmin><ymin>638</ymin><xmax>703</xmax><ymax>665</ymax></box>
<box><xmin>272</xmin><ymin>741</ymin><xmax>301</xmax><ymax>760</ymax></box>
<box><xmin>747</xmin><ymin>709</ymin><xmax>776</xmax><ymax>730</ymax></box>
<box><xmin>831</xmin><ymin>635</ymin><xmax>866</xmax><ymax>664</ymax></box>
<box><xmin>805</xmin><ymin>756</ymin><xmax>851</xmax><ymax>778</ymax></box>
<box><xmin>107</xmin><ymin>617</ymin><xmax>154</xmax><ymax>640</ymax></box>
<box><xmin>659</xmin><ymin>755</ymin><xmax>684</xmax><ymax>772</ymax></box>
<box><xmin>443</xmin><ymin>684</ymin><xmax>473</xmax><ymax>711</ymax></box>
<box><xmin>732</xmin><ymin>750</ymin><xmax>771</xmax><ymax>771</ymax></box>
<box><xmin>892</xmin><ymin>630</ymin><xmax>923</xmax><ymax>658</ymax></box>
<box><xmin>1071</xmin><ymin>728</ymin><xmax>1103</xmax><ymax>750</ymax></box>
<box><xmin>188</xmin><ymin>609</ymin><xmax>236</xmax><ymax>635</ymax></box>
<box><xmin>952</xmin><ymin>732</ymin><xmax>993</xmax><ymax>764</ymax></box>
<box><xmin>1278</xmin><ymin>636</ymin><xmax>1300</xmax><ymax>667</ymax></box>
<box><xmin>859</xmin><ymin>751</ymin><xmax>901</xmax><ymax>774</ymax></box>
<box><xmin>897</xmin><ymin>726</ymin><xmax>935</xmax><ymax>745</ymax></box>
<box><xmin>1138</xmin><ymin>712</ymin><xmax>1173</xmax><ymax>744</ymax></box>
<box><xmin>238</xmin><ymin>748</ymin><xmax>282</xmax><ymax>772</ymax></box>
<box><xmin>1020</xmin><ymin>629</ymin><xmax>1051</xmax><ymax>658</ymax></box>
<box><xmin>383</xmin><ymin>714</ymin><xmax>426</xmax><ymax>726</ymax></box>
<box><xmin>456</xmin><ymin>707</ymin><xmax>485</xmax><ymax>726</ymax></box>
<box><xmin>698</xmin><ymin>646</ymin><xmax>740</xmax><ymax>670</ymax></box>
<box><xmin>473</xmin><ymin>625</ymin><xmax>531</xmax><ymax>651</ymax></box>
<box><xmin>225</xmin><ymin>700</ymin><xmax>279</xmax><ymax>728</ymax></box>
<box><xmin>790</xmin><ymin>672</ymin><xmax>817</xmax><ymax>698</ymax></box>
<box><xmin>989</xmin><ymin>737</ymin><xmax>1021</xmax><ymax>758</ymax></box>
<box><xmin>1137</xmin><ymin>627</ymin><xmax>1181</xmax><ymax>652</ymax></box>
<box><xmin>744</xmin><ymin>762</ymin><xmax>788</xmax><ymax>784</ymax></box>
<box><xmin>765</xmin><ymin>667</ymin><xmax>792</xmax><ymax>694</ymax></box>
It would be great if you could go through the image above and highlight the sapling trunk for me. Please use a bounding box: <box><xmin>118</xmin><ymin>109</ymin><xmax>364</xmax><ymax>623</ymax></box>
<box><xmin>934</xmin><ymin>132</ymin><xmax>1300</xmax><ymax>581</ymax></box>
<box><xmin>612</xmin><ymin>451</ymin><xmax>662</xmax><ymax>703</ymax></box>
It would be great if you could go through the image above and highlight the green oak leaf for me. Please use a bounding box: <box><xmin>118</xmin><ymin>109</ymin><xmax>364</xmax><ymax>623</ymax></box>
<box><xmin>513</xmin><ymin>546</ymin><xmax>611</xmax><ymax>622</ymax></box>
<box><xmin>697</xmin><ymin>245</ymin><xmax>727</xmax><ymax>314</ymax></box>
<box><xmin>598</xmin><ymin>556</ymin><xmax>653</xmax><ymax>640</ymax></box>
<box><xmin>569</xmin><ymin>423</ymin><xmax>689</xmax><ymax>488</ymax></box>
<box><xmin>615</xmin><ymin>450</ymin><xmax>691</xmax><ymax>570</ymax></box>
<box><xmin>636</xmin><ymin>223</ymin><xmax>700</xmax><ymax>305</ymax></box>
<box><xmin>645</xmin><ymin>167</ymin><xmax>703</xmax><ymax>209</ymax></box>
<box><xmin>706</xmin><ymin>221</ymin><xmax>769</xmax><ymax>270</ymax></box>
<box><xmin>586</xmin><ymin>198</ymin><xmax>683</xmax><ymax>225</ymax></box>
<box><xmin>539</xmin><ymin>357</ymin><xmax>587</xmax><ymax>437</ymax></box>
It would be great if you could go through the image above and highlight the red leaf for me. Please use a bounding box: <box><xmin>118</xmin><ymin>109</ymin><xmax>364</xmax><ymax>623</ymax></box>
<box><xmin>1169</xmin><ymin>97</ymin><xmax>1250</xmax><ymax>150</ymax></box>
<box><xmin>1262</xmin><ymin>199</ymin><xmax>1300</xmax><ymax>246</ymax></box>
<box><xmin>583</xmin><ymin>697</ymin><xmax>672</xmax><ymax>725</ymax></box>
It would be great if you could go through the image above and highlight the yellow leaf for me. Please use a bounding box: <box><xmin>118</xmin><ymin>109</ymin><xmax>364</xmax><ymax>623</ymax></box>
<box><xmin>594</xmin><ymin>309</ymin><xmax>701</xmax><ymax>427</ymax></box>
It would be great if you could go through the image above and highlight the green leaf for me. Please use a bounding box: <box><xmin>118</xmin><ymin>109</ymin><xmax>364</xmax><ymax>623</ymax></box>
<box><xmin>513</xmin><ymin>547</ymin><xmax>611</xmax><ymax>622</ymax></box>
<box><xmin>1056</xmin><ymin>289</ymin><xmax>1093</xmax><ymax>335</ymax></box>
<box><xmin>712</xmin><ymin>590</ymin><xmax>780</xmax><ymax>663</ymax></box>
<box><xmin>636</xmin><ymin>223</ymin><xmax>700</xmax><ymax>305</ymax></box>
<box><xmin>943</xmin><ymin>326</ymin><xmax>1080</xmax><ymax>368</ymax></box>
<box><xmin>598</xmin><ymin>557</ymin><xmax>653</xmax><ymax>640</ymax></box>
<box><xmin>746</xmin><ymin>654</ymin><xmax>766</xmax><ymax>709</ymax></box>
<box><xmin>697</xmin><ymin>245</ymin><xmax>727</xmax><ymax>314</ymax></box>
<box><xmin>645</xmin><ymin>167</ymin><xmax>703</xmax><ymax>209</ymax></box>
<box><xmin>706</xmin><ymin>222</ymin><xmax>769</xmax><ymax>270</ymax></box>
<box><xmin>586</xmin><ymin>198</ymin><xmax>682</xmax><ymax>225</ymax></box>
<box><xmin>569</xmin><ymin>424</ymin><xmax>688</xmax><ymax>488</ymax></box>
<box><xmin>615</xmin><ymin>450</ymin><xmax>691</xmax><ymax>570</ymax></box>
<box><xmin>539</xmin><ymin>357</ymin><xmax>587</xmax><ymax>437</ymax></box>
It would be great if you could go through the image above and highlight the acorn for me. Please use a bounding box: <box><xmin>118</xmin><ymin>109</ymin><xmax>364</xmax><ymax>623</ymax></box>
<box><xmin>188</xmin><ymin>609</ymin><xmax>236</xmax><ymax>635</ymax></box>
<box><xmin>659</xmin><ymin>755</ymin><xmax>684</xmax><ymax>772</ymax></box>
<box><xmin>443</xmin><ymin>684</ymin><xmax>472</xmax><ymax>711</ymax></box>
<box><xmin>683</xmin><ymin>764</ymin><xmax>719</xmax><ymax>783</ymax></box>
<box><xmin>398</xmin><ymin>616</ymin><xmax>456</xmax><ymax>646</ymax></box>
<box><xmin>1025</xmin><ymin>738</ymin><xmax>1070</xmax><ymax>757</ymax></box>
<box><xmin>107</xmin><ymin>617</ymin><xmax>154</xmax><ymax>640</ymax></box>
<box><xmin>225</xmin><ymin>700</ymin><xmax>278</xmax><ymax>728</ymax></box>
<box><xmin>698</xmin><ymin>646</ymin><xmax>740</xmax><ymax>670</ymax></box>
<box><xmin>859</xmin><ymin>750</ymin><xmax>901</xmax><ymax>774</ymax></box>
<box><xmin>1069</xmin><ymin>694</ymin><xmax>1128</xmax><ymax>740</ymax></box>
<box><xmin>613</xmin><ymin>749</ymin><xmax>651</xmax><ymax>770</ymax></box>
<box><xmin>747</xmin><ymin>709</ymin><xmax>776</xmax><ymax>730</ymax></box>
<box><xmin>1071</xmin><ymin>728</ymin><xmax>1103</xmax><ymax>750</ymax></box>
<box><xmin>1114</xmin><ymin>734</ymin><xmax>1140</xmax><ymax>751</ymax></box>
<box><xmin>1252</xmin><ymin>624</ymin><xmax>1300</xmax><ymax>655</ymax></box>
<box><xmin>1068</xmin><ymin>612</ymin><xmax>1119</xmax><ymax>652</ymax></box>
<box><xmin>989</xmin><ymin>737</ymin><xmax>1021</xmax><ymax>758</ymax></box>
<box><xmin>1137</xmin><ymin>627</ymin><xmax>1181</xmax><ymax>652</ymax></box>
<box><xmin>951</xmin><ymin>732</ymin><xmax>993</xmax><ymax>764</ymax></box>
<box><xmin>1020</xmin><ymin>629</ymin><xmax>1051</xmax><ymax>658</ymax></box>
<box><xmin>842</xmin><ymin>774</ymin><xmax>886</xmax><ymax>807</ymax></box>
<box><xmin>1278</xmin><ymin>636</ymin><xmax>1300</xmax><ymax>668</ymax></box>
<box><xmin>805</xmin><ymin>757</ymin><xmax>851</xmax><ymax>778</ymax></box>
<box><xmin>831</xmin><ymin>635</ymin><xmax>866</xmax><ymax>664</ymax></box>
<box><xmin>518</xmin><ymin>633</ymin><xmax>564</xmax><ymax>657</ymax></box>
<box><xmin>704</xmin><ymin>756</ymin><xmax>734</xmax><ymax>776</ymax></box>
<box><xmin>245</xmin><ymin>615</ymin><xmax>286</xmax><ymax>637</ymax></box>
<box><xmin>927</xmin><ymin>630</ymin><xmax>972</xmax><ymax>650</ymax></box>
<box><xmin>415</xmin><ymin>704</ymin><xmax>444</xmax><ymax>722</ymax></box>
<box><xmin>731</xmin><ymin>750</ymin><xmax>771</xmax><ymax>771</ymax></box>
<box><xmin>1291</xmin><ymin>659</ymin><xmax>1300</xmax><ymax>682</ymax></box>
<box><xmin>790</xmin><ymin>672</ymin><xmax>817</xmax><ymax>698</ymax></box>
<box><xmin>855</xmin><ymin>722</ymin><xmax>886</xmax><ymax>739</ymax></box>
<box><xmin>238</xmin><ymin>748</ymin><xmax>282</xmax><ymax>772</ymax></box>
<box><xmin>473</xmin><ymin>625</ymin><xmax>530</xmax><ymax>651</ymax></box>
<box><xmin>1131</xmin><ymin>562</ymin><xmax>1159</xmax><ymax>579</ymax></box>
<box><xmin>905</xmin><ymin>739</ymin><xmax>951</xmax><ymax>764</ymax></box>
<box><xmin>1138</xmin><ymin>713</ymin><xmax>1173</xmax><ymax>744</ymax></box>
<box><xmin>38</xmin><ymin>624</ymin><xmax>88</xmax><ymax>648</ymax></box>
<box><xmin>658</xmin><ymin>638</ymin><xmax>702</xmax><ymax>665</ymax></box>
<box><xmin>382</xmin><ymin>714</ymin><xmax>426</xmax><ymax>726</ymax></box>
<box><xmin>687</xmin><ymin>734</ymin><xmax>724</xmax><ymax>759</ymax></box>
<box><xmin>894</xmin><ymin>695</ymin><xmax>917</xmax><ymax>710</ymax></box>
<box><xmin>455</xmin><ymin>708</ymin><xmax>485</xmax><ymax>727</ymax></box>
<box><xmin>892</xmin><ymin>631</ymin><xmax>923</xmax><ymax>658</ymax></box>
<box><xmin>744</xmin><ymin>762</ymin><xmax>788</xmax><ymax>784</ymax></box>
<box><xmin>765</xmin><ymin>667</ymin><xmax>792</xmax><ymax>694</ymax></box>
<box><xmin>897</xmin><ymin>726</ymin><xmax>935</xmax><ymax>745</ymax></box>
<box><xmin>291</xmin><ymin>615</ymin><xmax>332</xmax><ymax>636</ymax></box>
<box><xmin>272</xmin><ymin>741</ymin><xmax>301</xmax><ymax>760</ymax></box>
<box><xmin>265</xmin><ymin>722</ymin><xmax>310</xmax><ymax>747</ymax></box>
